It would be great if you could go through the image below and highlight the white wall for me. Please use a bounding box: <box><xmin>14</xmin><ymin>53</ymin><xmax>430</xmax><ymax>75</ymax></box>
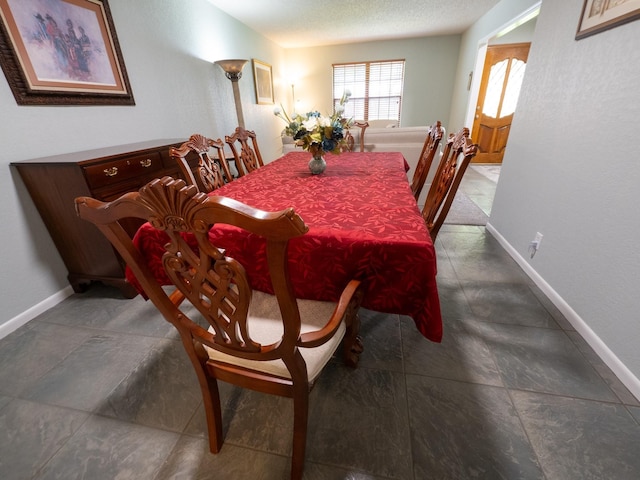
<box><xmin>284</xmin><ymin>35</ymin><xmax>461</xmax><ymax>128</ymax></box>
<box><xmin>0</xmin><ymin>0</ymin><xmax>286</xmax><ymax>334</ymax></box>
<box><xmin>489</xmin><ymin>0</ymin><xmax>640</xmax><ymax>396</ymax></box>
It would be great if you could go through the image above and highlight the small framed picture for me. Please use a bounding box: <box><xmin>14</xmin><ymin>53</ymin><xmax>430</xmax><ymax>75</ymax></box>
<box><xmin>252</xmin><ymin>59</ymin><xmax>273</xmax><ymax>105</ymax></box>
<box><xmin>0</xmin><ymin>0</ymin><xmax>134</xmax><ymax>105</ymax></box>
<box><xmin>576</xmin><ymin>0</ymin><xmax>640</xmax><ymax>40</ymax></box>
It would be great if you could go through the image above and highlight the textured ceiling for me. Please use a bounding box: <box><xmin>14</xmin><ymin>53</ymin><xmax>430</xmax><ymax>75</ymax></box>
<box><xmin>206</xmin><ymin>0</ymin><xmax>502</xmax><ymax>48</ymax></box>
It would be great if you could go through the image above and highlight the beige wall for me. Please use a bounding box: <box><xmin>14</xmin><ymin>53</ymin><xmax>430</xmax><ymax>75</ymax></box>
<box><xmin>283</xmin><ymin>35</ymin><xmax>461</xmax><ymax>128</ymax></box>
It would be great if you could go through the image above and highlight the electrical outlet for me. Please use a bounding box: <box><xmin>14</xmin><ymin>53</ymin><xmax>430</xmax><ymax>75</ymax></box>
<box><xmin>529</xmin><ymin>232</ymin><xmax>543</xmax><ymax>258</ymax></box>
<box><xmin>533</xmin><ymin>232</ymin><xmax>543</xmax><ymax>245</ymax></box>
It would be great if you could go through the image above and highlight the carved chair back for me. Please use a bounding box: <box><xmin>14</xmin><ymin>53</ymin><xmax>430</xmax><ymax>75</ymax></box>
<box><xmin>421</xmin><ymin>127</ymin><xmax>478</xmax><ymax>240</ymax></box>
<box><xmin>411</xmin><ymin>121</ymin><xmax>445</xmax><ymax>201</ymax></box>
<box><xmin>225</xmin><ymin>127</ymin><xmax>264</xmax><ymax>176</ymax></box>
<box><xmin>172</xmin><ymin>134</ymin><xmax>233</xmax><ymax>193</ymax></box>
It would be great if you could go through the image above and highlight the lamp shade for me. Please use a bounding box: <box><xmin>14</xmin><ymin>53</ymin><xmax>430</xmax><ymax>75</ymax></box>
<box><xmin>215</xmin><ymin>59</ymin><xmax>248</xmax><ymax>80</ymax></box>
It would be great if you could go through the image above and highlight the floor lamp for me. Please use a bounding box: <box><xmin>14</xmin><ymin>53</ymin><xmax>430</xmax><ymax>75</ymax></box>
<box><xmin>215</xmin><ymin>59</ymin><xmax>248</xmax><ymax>129</ymax></box>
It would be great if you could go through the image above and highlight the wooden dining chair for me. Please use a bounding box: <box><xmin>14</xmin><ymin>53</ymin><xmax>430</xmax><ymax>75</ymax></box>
<box><xmin>172</xmin><ymin>134</ymin><xmax>233</xmax><ymax>193</ymax></box>
<box><xmin>353</xmin><ymin>120</ymin><xmax>369</xmax><ymax>152</ymax></box>
<box><xmin>410</xmin><ymin>121</ymin><xmax>445</xmax><ymax>202</ymax></box>
<box><xmin>225</xmin><ymin>126</ymin><xmax>264</xmax><ymax>176</ymax></box>
<box><xmin>421</xmin><ymin>127</ymin><xmax>478</xmax><ymax>240</ymax></box>
<box><xmin>340</xmin><ymin>129</ymin><xmax>355</xmax><ymax>152</ymax></box>
<box><xmin>75</xmin><ymin>176</ymin><xmax>364</xmax><ymax>480</ymax></box>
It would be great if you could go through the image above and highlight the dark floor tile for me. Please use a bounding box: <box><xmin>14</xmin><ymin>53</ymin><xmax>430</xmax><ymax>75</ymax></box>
<box><xmin>439</xmin><ymin>230</ymin><xmax>532</xmax><ymax>285</ymax></box>
<box><xmin>528</xmin><ymin>283</ymin><xmax>575</xmax><ymax>331</ymax></box>
<box><xmin>35</xmin><ymin>284</ymin><xmax>175</xmax><ymax>338</ymax></box>
<box><xmin>302</xmin><ymin>462</ymin><xmax>390</xmax><ymax>479</ymax></box>
<box><xmin>512</xmin><ymin>390</ymin><xmax>640</xmax><ymax>480</ymax></box>
<box><xmin>32</xmin><ymin>284</ymin><xmax>137</xmax><ymax>328</ymax></box>
<box><xmin>438</xmin><ymin>226</ymin><xmax>507</xmax><ymax>258</ymax></box>
<box><xmin>401</xmin><ymin>315</ymin><xmax>503</xmax><ymax>387</ymax></box>
<box><xmin>0</xmin><ymin>398</ymin><xmax>88</xmax><ymax>480</ymax></box>
<box><xmin>466</xmin><ymin>321</ymin><xmax>619</xmax><ymax>402</ymax></box>
<box><xmin>33</xmin><ymin>415</ymin><xmax>178</xmax><ymax>480</ymax></box>
<box><xmin>469</xmin><ymin>193</ymin><xmax>495</xmax><ymax>216</ymax></box>
<box><xmin>94</xmin><ymin>338</ymin><xmax>203</xmax><ymax>432</ymax></box>
<box><xmin>629</xmin><ymin>406</ymin><xmax>640</xmax><ymax>424</ymax></box>
<box><xmin>407</xmin><ymin>375</ymin><xmax>544</xmax><ymax>479</ymax></box>
<box><xmin>307</xmin><ymin>362</ymin><xmax>412</xmax><ymax>479</ymax></box>
<box><xmin>0</xmin><ymin>322</ymin><xmax>93</xmax><ymax>396</ymax></box>
<box><xmin>184</xmin><ymin>382</ymin><xmax>300</xmax><ymax>458</ymax></box>
<box><xmin>451</xmin><ymin>254</ymin><xmax>532</xmax><ymax>285</ymax></box>
<box><xmin>566</xmin><ymin>331</ymin><xmax>640</xmax><ymax>406</ymax></box>
<box><xmin>436</xmin><ymin>277</ymin><xmax>476</xmax><ymax>324</ymax></box>
<box><xmin>435</xmin><ymin>248</ymin><xmax>458</xmax><ymax>280</ymax></box>
<box><xmin>182</xmin><ymin>380</ymin><xmax>239</xmax><ymax>438</ymax></box>
<box><xmin>155</xmin><ymin>435</ymin><xmax>289</xmax><ymax>480</ymax></box>
<box><xmin>23</xmin><ymin>332</ymin><xmax>160</xmax><ymax>411</ymax></box>
<box><xmin>354</xmin><ymin>309</ymin><xmax>403</xmax><ymax>372</ymax></box>
<box><xmin>462</xmin><ymin>281</ymin><xmax>561</xmax><ymax>329</ymax></box>
<box><xmin>220</xmin><ymin>389</ymin><xmax>297</xmax><ymax>455</ymax></box>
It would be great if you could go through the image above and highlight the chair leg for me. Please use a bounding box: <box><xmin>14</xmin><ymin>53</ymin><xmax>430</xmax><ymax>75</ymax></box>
<box><xmin>343</xmin><ymin>311</ymin><xmax>363</xmax><ymax>368</ymax></box>
<box><xmin>343</xmin><ymin>287</ymin><xmax>364</xmax><ymax>368</ymax></box>
<box><xmin>202</xmin><ymin>375</ymin><xmax>224</xmax><ymax>453</ymax></box>
<box><xmin>290</xmin><ymin>383</ymin><xmax>309</xmax><ymax>480</ymax></box>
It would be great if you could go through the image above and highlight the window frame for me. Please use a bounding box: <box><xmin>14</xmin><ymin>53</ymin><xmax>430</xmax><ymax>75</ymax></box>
<box><xmin>332</xmin><ymin>59</ymin><xmax>405</xmax><ymax>126</ymax></box>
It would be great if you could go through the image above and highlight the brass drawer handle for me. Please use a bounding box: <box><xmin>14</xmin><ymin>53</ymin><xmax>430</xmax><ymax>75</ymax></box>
<box><xmin>103</xmin><ymin>166</ymin><xmax>118</xmax><ymax>177</ymax></box>
<box><xmin>140</xmin><ymin>159</ymin><xmax>152</xmax><ymax>168</ymax></box>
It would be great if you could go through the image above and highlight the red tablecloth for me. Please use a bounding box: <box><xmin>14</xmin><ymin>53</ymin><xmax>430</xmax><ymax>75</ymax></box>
<box><xmin>129</xmin><ymin>151</ymin><xmax>442</xmax><ymax>342</ymax></box>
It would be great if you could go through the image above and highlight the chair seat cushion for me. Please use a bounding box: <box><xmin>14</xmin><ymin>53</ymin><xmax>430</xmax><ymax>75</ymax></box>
<box><xmin>204</xmin><ymin>291</ymin><xmax>345</xmax><ymax>382</ymax></box>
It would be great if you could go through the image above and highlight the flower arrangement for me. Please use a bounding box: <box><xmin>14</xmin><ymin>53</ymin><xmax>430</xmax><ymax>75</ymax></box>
<box><xmin>274</xmin><ymin>90</ymin><xmax>353</xmax><ymax>157</ymax></box>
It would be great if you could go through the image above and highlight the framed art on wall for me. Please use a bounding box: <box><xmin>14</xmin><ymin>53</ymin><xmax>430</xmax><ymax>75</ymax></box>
<box><xmin>576</xmin><ymin>0</ymin><xmax>640</xmax><ymax>39</ymax></box>
<box><xmin>252</xmin><ymin>59</ymin><xmax>273</xmax><ymax>105</ymax></box>
<box><xmin>0</xmin><ymin>0</ymin><xmax>134</xmax><ymax>105</ymax></box>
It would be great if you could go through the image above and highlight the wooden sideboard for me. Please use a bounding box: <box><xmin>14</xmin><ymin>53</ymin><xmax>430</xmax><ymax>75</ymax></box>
<box><xmin>11</xmin><ymin>139</ymin><xmax>188</xmax><ymax>297</ymax></box>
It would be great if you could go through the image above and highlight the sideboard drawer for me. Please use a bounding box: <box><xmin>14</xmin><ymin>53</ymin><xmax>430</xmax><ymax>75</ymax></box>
<box><xmin>83</xmin><ymin>152</ymin><xmax>163</xmax><ymax>190</ymax></box>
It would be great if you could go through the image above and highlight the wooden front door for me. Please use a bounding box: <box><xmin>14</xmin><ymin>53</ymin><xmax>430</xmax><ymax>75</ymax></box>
<box><xmin>472</xmin><ymin>43</ymin><xmax>530</xmax><ymax>163</ymax></box>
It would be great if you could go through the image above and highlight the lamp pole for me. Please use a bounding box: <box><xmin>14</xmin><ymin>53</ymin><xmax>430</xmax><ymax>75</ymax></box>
<box><xmin>215</xmin><ymin>59</ymin><xmax>249</xmax><ymax>129</ymax></box>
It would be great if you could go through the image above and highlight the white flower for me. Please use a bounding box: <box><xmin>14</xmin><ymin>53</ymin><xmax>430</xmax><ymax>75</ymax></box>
<box><xmin>318</xmin><ymin>116</ymin><xmax>331</xmax><ymax>127</ymax></box>
<box><xmin>344</xmin><ymin>89</ymin><xmax>351</xmax><ymax>97</ymax></box>
<box><xmin>303</xmin><ymin>118</ymin><xmax>318</xmax><ymax>131</ymax></box>
<box><xmin>273</xmin><ymin>106</ymin><xmax>282</xmax><ymax>115</ymax></box>
<box><xmin>335</xmin><ymin>104</ymin><xmax>345</xmax><ymax>115</ymax></box>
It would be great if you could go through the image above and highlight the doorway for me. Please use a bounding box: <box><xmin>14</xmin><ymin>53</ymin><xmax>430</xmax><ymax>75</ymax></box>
<box><xmin>471</xmin><ymin>43</ymin><xmax>530</xmax><ymax>164</ymax></box>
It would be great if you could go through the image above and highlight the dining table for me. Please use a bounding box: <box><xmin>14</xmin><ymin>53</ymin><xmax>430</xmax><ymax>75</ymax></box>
<box><xmin>128</xmin><ymin>151</ymin><xmax>443</xmax><ymax>342</ymax></box>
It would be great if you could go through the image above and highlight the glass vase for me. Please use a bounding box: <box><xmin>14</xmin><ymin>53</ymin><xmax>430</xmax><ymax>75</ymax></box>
<box><xmin>308</xmin><ymin>153</ymin><xmax>326</xmax><ymax>175</ymax></box>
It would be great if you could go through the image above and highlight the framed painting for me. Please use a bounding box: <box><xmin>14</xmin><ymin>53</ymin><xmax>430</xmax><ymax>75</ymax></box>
<box><xmin>576</xmin><ymin>0</ymin><xmax>640</xmax><ymax>39</ymax></box>
<box><xmin>0</xmin><ymin>0</ymin><xmax>134</xmax><ymax>105</ymax></box>
<box><xmin>252</xmin><ymin>59</ymin><xmax>273</xmax><ymax>105</ymax></box>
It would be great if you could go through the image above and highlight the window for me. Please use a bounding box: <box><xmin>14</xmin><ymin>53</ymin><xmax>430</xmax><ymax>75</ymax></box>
<box><xmin>333</xmin><ymin>60</ymin><xmax>405</xmax><ymax>126</ymax></box>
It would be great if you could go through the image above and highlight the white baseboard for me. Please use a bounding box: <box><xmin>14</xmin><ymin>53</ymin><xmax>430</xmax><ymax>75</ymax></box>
<box><xmin>486</xmin><ymin>222</ymin><xmax>640</xmax><ymax>402</ymax></box>
<box><xmin>0</xmin><ymin>286</ymin><xmax>74</xmax><ymax>340</ymax></box>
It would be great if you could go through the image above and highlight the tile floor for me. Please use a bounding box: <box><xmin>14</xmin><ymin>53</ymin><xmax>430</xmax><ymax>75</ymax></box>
<box><xmin>2</xmin><ymin>167</ymin><xmax>640</xmax><ymax>479</ymax></box>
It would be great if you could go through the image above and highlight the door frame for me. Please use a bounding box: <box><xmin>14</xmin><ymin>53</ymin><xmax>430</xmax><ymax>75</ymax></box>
<box><xmin>464</xmin><ymin>2</ymin><xmax>541</xmax><ymax>132</ymax></box>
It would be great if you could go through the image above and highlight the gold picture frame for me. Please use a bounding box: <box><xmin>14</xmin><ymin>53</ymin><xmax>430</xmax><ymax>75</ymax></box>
<box><xmin>576</xmin><ymin>0</ymin><xmax>640</xmax><ymax>40</ymax></box>
<box><xmin>252</xmin><ymin>59</ymin><xmax>273</xmax><ymax>105</ymax></box>
<box><xmin>0</xmin><ymin>0</ymin><xmax>134</xmax><ymax>105</ymax></box>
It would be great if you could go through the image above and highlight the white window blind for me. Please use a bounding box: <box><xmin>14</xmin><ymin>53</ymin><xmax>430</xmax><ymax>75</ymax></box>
<box><xmin>333</xmin><ymin>60</ymin><xmax>405</xmax><ymax>126</ymax></box>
